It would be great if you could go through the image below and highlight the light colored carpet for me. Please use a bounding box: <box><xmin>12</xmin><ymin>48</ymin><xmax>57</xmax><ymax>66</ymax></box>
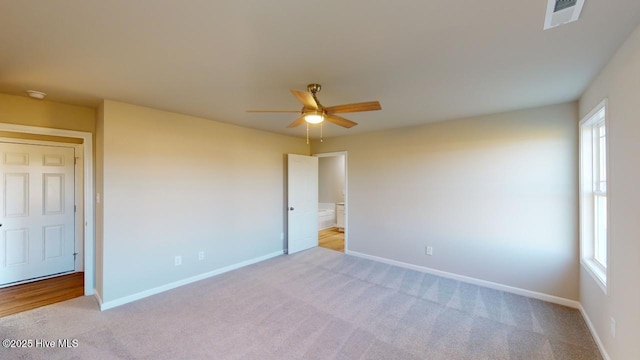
<box><xmin>0</xmin><ymin>247</ymin><xmax>600</xmax><ymax>359</ymax></box>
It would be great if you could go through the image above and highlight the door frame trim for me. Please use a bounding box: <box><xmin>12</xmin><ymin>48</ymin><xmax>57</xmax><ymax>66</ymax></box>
<box><xmin>0</xmin><ymin>123</ymin><xmax>94</xmax><ymax>295</ymax></box>
<box><xmin>313</xmin><ymin>151</ymin><xmax>348</xmax><ymax>252</ymax></box>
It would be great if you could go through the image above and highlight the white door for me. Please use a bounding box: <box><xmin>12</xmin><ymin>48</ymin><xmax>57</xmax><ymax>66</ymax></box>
<box><xmin>0</xmin><ymin>142</ymin><xmax>76</xmax><ymax>285</ymax></box>
<box><xmin>287</xmin><ymin>154</ymin><xmax>318</xmax><ymax>254</ymax></box>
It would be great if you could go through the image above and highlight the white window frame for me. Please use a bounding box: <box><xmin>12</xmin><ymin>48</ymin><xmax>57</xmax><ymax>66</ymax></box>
<box><xmin>579</xmin><ymin>99</ymin><xmax>608</xmax><ymax>293</ymax></box>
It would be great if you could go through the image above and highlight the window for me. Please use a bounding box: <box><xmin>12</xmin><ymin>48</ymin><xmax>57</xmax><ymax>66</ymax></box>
<box><xmin>579</xmin><ymin>100</ymin><xmax>608</xmax><ymax>292</ymax></box>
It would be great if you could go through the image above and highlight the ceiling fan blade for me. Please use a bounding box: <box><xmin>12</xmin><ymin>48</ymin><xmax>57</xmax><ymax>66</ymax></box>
<box><xmin>287</xmin><ymin>115</ymin><xmax>306</xmax><ymax>128</ymax></box>
<box><xmin>324</xmin><ymin>101</ymin><xmax>381</xmax><ymax>114</ymax></box>
<box><xmin>290</xmin><ymin>89</ymin><xmax>319</xmax><ymax>109</ymax></box>
<box><xmin>325</xmin><ymin>114</ymin><xmax>358</xmax><ymax>128</ymax></box>
<box><xmin>246</xmin><ymin>110</ymin><xmax>300</xmax><ymax>113</ymax></box>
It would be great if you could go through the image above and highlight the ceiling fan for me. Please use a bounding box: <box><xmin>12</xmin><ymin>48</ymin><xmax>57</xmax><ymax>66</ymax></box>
<box><xmin>247</xmin><ymin>84</ymin><xmax>381</xmax><ymax>129</ymax></box>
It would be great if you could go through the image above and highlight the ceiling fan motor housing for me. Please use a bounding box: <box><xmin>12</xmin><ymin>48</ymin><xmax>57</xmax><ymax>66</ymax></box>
<box><xmin>307</xmin><ymin>83</ymin><xmax>321</xmax><ymax>94</ymax></box>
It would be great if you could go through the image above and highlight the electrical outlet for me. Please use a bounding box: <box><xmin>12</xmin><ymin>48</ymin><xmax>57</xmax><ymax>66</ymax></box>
<box><xmin>426</xmin><ymin>246</ymin><xmax>433</xmax><ymax>256</ymax></box>
<box><xmin>174</xmin><ymin>256</ymin><xmax>182</xmax><ymax>266</ymax></box>
<box><xmin>198</xmin><ymin>251</ymin><xmax>205</xmax><ymax>261</ymax></box>
<box><xmin>610</xmin><ymin>317</ymin><xmax>616</xmax><ymax>338</ymax></box>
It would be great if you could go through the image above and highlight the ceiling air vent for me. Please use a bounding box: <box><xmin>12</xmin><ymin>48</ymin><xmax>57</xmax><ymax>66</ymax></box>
<box><xmin>554</xmin><ymin>0</ymin><xmax>577</xmax><ymax>12</ymax></box>
<box><xmin>544</xmin><ymin>0</ymin><xmax>585</xmax><ymax>30</ymax></box>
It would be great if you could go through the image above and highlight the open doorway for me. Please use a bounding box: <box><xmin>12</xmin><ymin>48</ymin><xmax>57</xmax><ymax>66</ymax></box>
<box><xmin>0</xmin><ymin>123</ymin><xmax>95</xmax><ymax>317</ymax></box>
<box><xmin>315</xmin><ymin>152</ymin><xmax>347</xmax><ymax>253</ymax></box>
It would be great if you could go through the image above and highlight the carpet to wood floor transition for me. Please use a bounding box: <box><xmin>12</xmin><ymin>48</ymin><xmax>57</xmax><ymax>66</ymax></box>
<box><xmin>0</xmin><ymin>272</ymin><xmax>84</xmax><ymax>318</ymax></box>
<box><xmin>0</xmin><ymin>247</ymin><xmax>600</xmax><ymax>359</ymax></box>
<box><xmin>319</xmin><ymin>227</ymin><xmax>344</xmax><ymax>252</ymax></box>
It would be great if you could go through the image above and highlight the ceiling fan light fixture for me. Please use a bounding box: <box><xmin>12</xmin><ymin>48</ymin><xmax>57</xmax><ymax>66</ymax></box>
<box><xmin>304</xmin><ymin>111</ymin><xmax>324</xmax><ymax>124</ymax></box>
<box><xmin>247</xmin><ymin>83</ymin><xmax>379</xmax><ymax>129</ymax></box>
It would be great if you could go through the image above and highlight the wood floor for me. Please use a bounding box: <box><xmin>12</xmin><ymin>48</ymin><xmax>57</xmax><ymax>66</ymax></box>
<box><xmin>0</xmin><ymin>272</ymin><xmax>84</xmax><ymax>318</ymax></box>
<box><xmin>319</xmin><ymin>227</ymin><xmax>345</xmax><ymax>252</ymax></box>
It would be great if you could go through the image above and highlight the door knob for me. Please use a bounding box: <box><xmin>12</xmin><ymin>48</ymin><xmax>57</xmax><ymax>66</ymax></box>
<box><xmin>289</xmin><ymin>207</ymin><xmax>294</xmax><ymax>211</ymax></box>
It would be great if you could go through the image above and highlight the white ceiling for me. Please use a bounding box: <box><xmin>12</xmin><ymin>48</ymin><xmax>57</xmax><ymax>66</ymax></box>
<box><xmin>1</xmin><ymin>1</ymin><xmax>639</xmax><ymax>138</ymax></box>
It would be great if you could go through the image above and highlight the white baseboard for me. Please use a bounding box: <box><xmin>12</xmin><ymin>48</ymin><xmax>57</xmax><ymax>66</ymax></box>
<box><xmin>579</xmin><ymin>304</ymin><xmax>611</xmax><ymax>360</ymax></box>
<box><xmin>93</xmin><ymin>289</ymin><xmax>104</xmax><ymax>307</ymax></box>
<box><xmin>99</xmin><ymin>250</ymin><xmax>284</xmax><ymax>311</ymax></box>
<box><xmin>348</xmin><ymin>250</ymin><xmax>610</xmax><ymax>360</ymax></box>
<box><xmin>346</xmin><ymin>250</ymin><xmax>581</xmax><ymax>309</ymax></box>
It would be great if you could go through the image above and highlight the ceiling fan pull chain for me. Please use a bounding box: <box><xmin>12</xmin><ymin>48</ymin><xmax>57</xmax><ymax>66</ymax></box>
<box><xmin>320</xmin><ymin>123</ymin><xmax>323</xmax><ymax>142</ymax></box>
<box><xmin>306</xmin><ymin>123</ymin><xmax>310</xmax><ymax>145</ymax></box>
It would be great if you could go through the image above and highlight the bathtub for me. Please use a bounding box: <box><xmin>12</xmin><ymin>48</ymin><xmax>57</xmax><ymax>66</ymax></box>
<box><xmin>318</xmin><ymin>208</ymin><xmax>335</xmax><ymax>230</ymax></box>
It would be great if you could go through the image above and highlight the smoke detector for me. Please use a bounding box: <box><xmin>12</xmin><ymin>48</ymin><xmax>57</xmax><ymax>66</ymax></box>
<box><xmin>544</xmin><ymin>0</ymin><xmax>585</xmax><ymax>30</ymax></box>
<box><xmin>26</xmin><ymin>90</ymin><xmax>47</xmax><ymax>99</ymax></box>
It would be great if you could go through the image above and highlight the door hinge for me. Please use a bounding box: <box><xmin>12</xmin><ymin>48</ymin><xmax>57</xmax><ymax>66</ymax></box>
<box><xmin>73</xmin><ymin>252</ymin><xmax>78</xmax><ymax>261</ymax></box>
<box><xmin>74</xmin><ymin>205</ymin><xmax>77</xmax><ymax>213</ymax></box>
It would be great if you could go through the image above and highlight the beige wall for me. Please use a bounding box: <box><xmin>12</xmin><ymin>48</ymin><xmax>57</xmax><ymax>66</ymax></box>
<box><xmin>312</xmin><ymin>102</ymin><xmax>579</xmax><ymax>300</ymax></box>
<box><xmin>579</xmin><ymin>23</ymin><xmax>640</xmax><ymax>360</ymax></box>
<box><xmin>0</xmin><ymin>93</ymin><xmax>95</xmax><ymax>133</ymax></box>
<box><xmin>98</xmin><ymin>100</ymin><xmax>307</xmax><ymax>303</ymax></box>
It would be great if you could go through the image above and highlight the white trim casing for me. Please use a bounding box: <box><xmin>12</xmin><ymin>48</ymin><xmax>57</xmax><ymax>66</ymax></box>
<box><xmin>0</xmin><ymin>123</ymin><xmax>95</xmax><ymax>296</ymax></box>
<box><xmin>578</xmin><ymin>99</ymin><xmax>609</xmax><ymax>294</ymax></box>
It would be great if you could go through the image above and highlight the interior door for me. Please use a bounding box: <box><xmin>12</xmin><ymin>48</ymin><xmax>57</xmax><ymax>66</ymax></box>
<box><xmin>0</xmin><ymin>142</ymin><xmax>76</xmax><ymax>285</ymax></box>
<box><xmin>287</xmin><ymin>154</ymin><xmax>318</xmax><ymax>254</ymax></box>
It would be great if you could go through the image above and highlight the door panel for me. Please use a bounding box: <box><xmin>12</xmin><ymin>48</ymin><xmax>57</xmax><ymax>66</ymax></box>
<box><xmin>44</xmin><ymin>225</ymin><xmax>64</xmax><ymax>259</ymax></box>
<box><xmin>0</xmin><ymin>142</ymin><xmax>75</xmax><ymax>285</ymax></box>
<box><xmin>5</xmin><ymin>229</ymin><xmax>28</xmax><ymax>266</ymax></box>
<box><xmin>287</xmin><ymin>154</ymin><xmax>318</xmax><ymax>254</ymax></box>
<box><xmin>43</xmin><ymin>174</ymin><xmax>65</xmax><ymax>214</ymax></box>
<box><xmin>5</xmin><ymin>173</ymin><xmax>28</xmax><ymax>216</ymax></box>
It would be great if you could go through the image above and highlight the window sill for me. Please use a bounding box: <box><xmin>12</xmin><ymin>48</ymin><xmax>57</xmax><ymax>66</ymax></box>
<box><xmin>581</xmin><ymin>259</ymin><xmax>607</xmax><ymax>295</ymax></box>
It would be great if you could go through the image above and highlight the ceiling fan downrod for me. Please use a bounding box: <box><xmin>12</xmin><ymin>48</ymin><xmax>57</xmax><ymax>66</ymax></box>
<box><xmin>307</xmin><ymin>83</ymin><xmax>322</xmax><ymax>108</ymax></box>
